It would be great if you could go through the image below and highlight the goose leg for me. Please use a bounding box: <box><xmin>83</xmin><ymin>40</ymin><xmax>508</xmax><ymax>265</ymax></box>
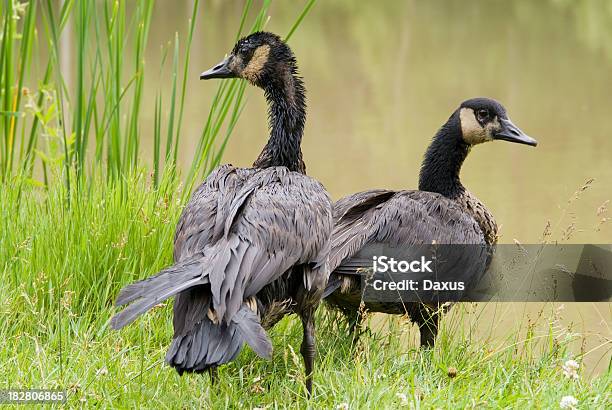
<box><xmin>346</xmin><ymin>308</ymin><xmax>362</xmax><ymax>334</ymax></box>
<box><xmin>299</xmin><ymin>308</ymin><xmax>316</xmax><ymax>396</ymax></box>
<box><xmin>416</xmin><ymin>308</ymin><xmax>439</xmax><ymax>348</ymax></box>
<box><xmin>208</xmin><ymin>366</ymin><xmax>218</xmax><ymax>384</ymax></box>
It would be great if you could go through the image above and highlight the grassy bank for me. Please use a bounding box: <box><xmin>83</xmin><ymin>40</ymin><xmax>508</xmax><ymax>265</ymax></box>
<box><xmin>1</xmin><ymin>174</ymin><xmax>610</xmax><ymax>408</ymax></box>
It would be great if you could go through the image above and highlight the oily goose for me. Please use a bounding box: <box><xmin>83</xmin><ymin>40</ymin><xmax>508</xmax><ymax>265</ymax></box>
<box><xmin>111</xmin><ymin>32</ymin><xmax>332</xmax><ymax>394</ymax></box>
<box><xmin>325</xmin><ymin>98</ymin><xmax>537</xmax><ymax>347</ymax></box>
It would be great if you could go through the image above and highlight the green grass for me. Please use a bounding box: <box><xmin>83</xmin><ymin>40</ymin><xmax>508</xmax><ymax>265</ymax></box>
<box><xmin>1</xmin><ymin>176</ymin><xmax>610</xmax><ymax>408</ymax></box>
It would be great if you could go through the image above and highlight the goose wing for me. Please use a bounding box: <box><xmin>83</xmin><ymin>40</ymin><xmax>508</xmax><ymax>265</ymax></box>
<box><xmin>326</xmin><ymin>190</ymin><xmax>487</xmax><ymax>297</ymax></box>
<box><xmin>113</xmin><ymin>166</ymin><xmax>332</xmax><ymax>334</ymax></box>
<box><xmin>173</xmin><ymin>164</ymin><xmax>254</xmax><ymax>262</ymax></box>
<box><xmin>328</xmin><ymin>189</ymin><xmax>397</xmax><ymax>273</ymax></box>
<box><xmin>209</xmin><ymin>167</ymin><xmax>333</xmax><ymax>321</ymax></box>
<box><xmin>172</xmin><ymin>166</ymin><xmax>331</xmax><ymax>335</ymax></box>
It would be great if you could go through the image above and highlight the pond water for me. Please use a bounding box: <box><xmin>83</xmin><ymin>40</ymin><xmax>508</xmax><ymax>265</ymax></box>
<box><xmin>158</xmin><ymin>0</ymin><xmax>612</xmax><ymax>244</ymax></box>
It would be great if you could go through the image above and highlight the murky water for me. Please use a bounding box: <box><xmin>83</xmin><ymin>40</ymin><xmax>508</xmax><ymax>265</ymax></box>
<box><xmin>81</xmin><ymin>1</ymin><xmax>612</xmax><ymax>373</ymax></box>
<box><xmin>157</xmin><ymin>1</ymin><xmax>612</xmax><ymax>243</ymax></box>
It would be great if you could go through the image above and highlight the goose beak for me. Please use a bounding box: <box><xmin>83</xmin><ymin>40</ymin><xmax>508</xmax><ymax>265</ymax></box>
<box><xmin>494</xmin><ymin>118</ymin><xmax>538</xmax><ymax>147</ymax></box>
<box><xmin>200</xmin><ymin>56</ymin><xmax>235</xmax><ymax>80</ymax></box>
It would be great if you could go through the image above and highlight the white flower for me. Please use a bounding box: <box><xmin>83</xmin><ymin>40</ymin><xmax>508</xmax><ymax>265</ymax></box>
<box><xmin>559</xmin><ymin>395</ymin><xmax>578</xmax><ymax>409</ymax></box>
<box><xmin>562</xmin><ymin>359</ymin><xmax>580</xmax><ymax>380</ymax></box>
<box><xmin>12</xmin><ymin>1</ymin><xmax>28</xmax><ymax>20</ymax></box>
<box><xmin>396</xmin><ymin>392</ymin><xmax>408</xmax><ymax>406</ymax></box>
<box><xmin>24</xmin><ymin>96</ymin><xmax>38</xmax><ymax>113</ymax></box>
<box><xmin>336</xmin><ymin>403</ymin><xmax>349</xmax><ymax>410</ymax></box>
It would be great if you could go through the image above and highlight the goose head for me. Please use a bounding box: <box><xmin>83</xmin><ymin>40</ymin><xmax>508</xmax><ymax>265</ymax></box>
<box><xmin>458</xmin><ymin>97</ymin><xmax>537</xmax><ymax>147</ymax></box>
<box><xmin>199</xmin><ymin>31</ymin><xmax>296</xmax><ymax>88</ymax></box>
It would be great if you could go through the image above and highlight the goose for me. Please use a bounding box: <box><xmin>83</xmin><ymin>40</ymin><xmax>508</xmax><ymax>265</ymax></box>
<box><xmin>324</xmin><ymin>98</ymin><xmax>537</xmax><ymax>347</ymax></box>
<box><xmin>111</xmin><ymin>32</ymin><xmax>332</xmax><ymax>394</ymax></box>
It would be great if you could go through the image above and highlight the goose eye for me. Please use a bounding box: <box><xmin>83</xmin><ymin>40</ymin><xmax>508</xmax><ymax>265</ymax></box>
<box><xmin>236</xmin><ymin>41</ymin><xmax>250</xmax><ymax>54</ymax></box>
<box><xmin>477</xmin><ymin>109</ymin><xmax>489</xmax><ymax>122</ymax></box>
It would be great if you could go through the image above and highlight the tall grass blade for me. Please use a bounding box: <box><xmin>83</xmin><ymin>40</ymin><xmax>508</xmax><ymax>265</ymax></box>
<box><xmin>285</xmin><ymin>0</ymin><xmax>316</xmax><ymax>41</ymax></box>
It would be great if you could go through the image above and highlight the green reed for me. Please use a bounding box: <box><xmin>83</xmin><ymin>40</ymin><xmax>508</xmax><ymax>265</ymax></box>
<box><xmin>0</xmin><ymin>0</ymin><xmax>317</xmax><ymax>196</ymax></box>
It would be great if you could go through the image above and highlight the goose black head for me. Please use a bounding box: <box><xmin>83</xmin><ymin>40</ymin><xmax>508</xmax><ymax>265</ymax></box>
<box><xmin>200</xmin><ymin>32</ymin><xmax>295</xmax><ymax>88</ymax></box>
<box><xmin>458</xmin><ymin>97</ymin><xmax>537</xmax><ymax>147</ymax></box>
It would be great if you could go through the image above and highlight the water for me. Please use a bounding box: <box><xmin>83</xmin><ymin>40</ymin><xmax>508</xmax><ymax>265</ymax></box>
<box><xmin>160</xmin><ymin>1</ymin><xmax>612</xmax><ymax>242</ymax></box>
<box><xmin>90</xmin><ymin>1</ymin><xmax>612</xmax><ymax>374</ymax></box>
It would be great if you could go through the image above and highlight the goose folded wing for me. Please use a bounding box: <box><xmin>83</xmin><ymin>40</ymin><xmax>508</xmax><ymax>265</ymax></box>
<box><xmin>174</xmin><ymin>165</ymin><xmax>254</xmax><ymax>261</ymax></box>
<box><xmin>208</xmin><ymin>168</ymin><xmax>332</xmax><ymax>322</ymax></box>
<box><xmin>332</xmin><ymin>191</ymin><xmax>486</xmax><ymax>275</ymax></box>
<box><xmin>329</xmin><ymin>189</ymin><xmax>397</xmax><ymax>272</ymax></box>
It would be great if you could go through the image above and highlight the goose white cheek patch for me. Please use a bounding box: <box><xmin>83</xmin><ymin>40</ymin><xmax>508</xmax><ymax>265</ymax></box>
<box><xmin>242</xmin><ymin>44</ymin><xmax>271</xmax><ymax>83</ymax></box>
<box><xmin>460</xmin><ymin>107</ymin><xmax>490</xmax><ymax>144</ymax></box>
